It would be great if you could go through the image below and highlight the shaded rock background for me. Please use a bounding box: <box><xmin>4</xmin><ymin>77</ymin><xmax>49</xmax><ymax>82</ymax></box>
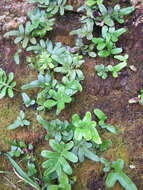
<box><xmin>0</xmin><ymin>0</ymin><xmax>143</xmax><ymax>189</ymax></box>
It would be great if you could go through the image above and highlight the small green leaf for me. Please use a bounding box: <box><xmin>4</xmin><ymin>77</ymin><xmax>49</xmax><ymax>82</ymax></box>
<box><xmin>106</xmin><ymin>172</ymin><xmax>118</xmax><ymax>188</ymax></box>
<box><xmin>102</xmin><ymin>124</ymin><xmax>118</xmax><ymax>134</ymax></box>
<box><xmin>104</xmin><ymin>16</ymin><xmax>114</xmax><ymax>27</ymax></box>
<box><xmin>14</xmin><ymin>49</ymin><xmax>22</xmax><ymax>65</ymax></box>
<box><xmin>94</xmin><ymin>109</ymin><xmax>107</xmax><ymax>121</ymax></box>
<box><xmin>111</xmin><ymin>48</ymin><xmax>122</xmax><ymax>55</ymax></box>
<box><xmin>98</xmin><ymin>4</ymin><xmax>107</xmax><ymax>16</ymax></box>
<box><xmin>117</xmin><ymin>171</ymin><xmax>138</xmax><ymax>190</ymax></box>
<box><xmin>44</xmin><ymin>99</ymin><xmax>57</xmax><ymax>109</ymax></box>
<box><xmin>97</xmin><ymin>42</ymin><xmax>106</xmax><ymax>50</ymax></box>
<box><xmin>98</xmin><ymin>50</ymin><xmax>110</xmax><ymax>58</ymax></box>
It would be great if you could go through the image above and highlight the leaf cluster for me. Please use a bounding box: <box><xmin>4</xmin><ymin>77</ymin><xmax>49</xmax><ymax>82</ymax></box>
<box><xmin>0</xmin><ymin>68</ymin><xmax>16</xmax><ymax>99</ymax></box>
<box><xmin>4</xmin><ymin>22</ymin><xmax>37</xmax><ymax>48</ymax></box>
<box><xmin>106</xmin><ymin>159</ymin><xmax>138</xmax><ymax>190</ymax></box>
<box><xmin>8</xmin><ymin>110</ymin><xmax>30</xmax><ymax>130</ymax></box>
<box><xmin>21</xmin><ymin>92</ymin><xmax>35</xmax><ymax>108</ymax></box>
<box><xmin>6</xmin><ymin>138</ymin><xmax>26</xmax><ymax>158</ymax></box>
<box><xmin>28</xmin><ymin>7</ymin><xmax>55</xmax><ymax>38</ymax></box>
<box><xmin>94</xmin><ymin>3</ymin><xmax>135</xmax><ymax>27</ymax></box>
<box><xmin>92</xmin><ymin>26</ymin><xmax>126</xmax><ymax>58</ymax></box>
<box><xmin>70</xmin><ymin>1</ymin><xmax>134</xmax><ymax>59</ymax></box>
<box><xmin>95</xmin><ymin>54</ymin><xmax>128</xmax><ymax>79</ymax></box>
<box><xmin>27</xmin><ymin>40</ymin><xmax>84</xmax><ymax>81</ymax></box>
<box><xmin>94</xmin><ymin>108</ymin><xmax>118</xmax><ymax>134</ymax></box>
<box><xmin>21</xmin><ymin>72</ymin><xmax>82</xmax><ymax>114</ymax></box>
<box><xmin>29</xmin><ymin>0</ymin><xmax>73</xmax><ymax>16</ymax></box>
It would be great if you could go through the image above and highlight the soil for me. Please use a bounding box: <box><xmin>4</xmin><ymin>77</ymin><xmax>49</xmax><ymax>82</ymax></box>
<box><xmin>0</xmin><ymin>0</ymin><xmax>143</xmax><ymax>190</ymax></box>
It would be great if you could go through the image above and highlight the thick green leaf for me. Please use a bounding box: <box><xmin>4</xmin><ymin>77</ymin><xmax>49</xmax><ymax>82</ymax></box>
<box><xmin>117</xmin><ymin>171</ymin><xmax>138</xmax><ymax>190</ymax></box>
<box><xmin>98</xmin><ymin>4</ymin><xmax>107</xmax><ymax>16</ymax></box>
<box><xmin>59</xmin><ymin>157</ymin><xmax>72</xmax><ymax>175</ymax></box>
<box><xmin>98</xmin><ymin>50</ymin><xmax>110</xmax><ymax>58</ymax></box>
<box><xmin>113</xmin><ymin>62</ymin><xmax>127</xmax><ymax>72</ymax></box>
<box><xmin>44</xmin><ymin>99</ymin><xmax>57</xmax><ymax>109</ymax></box>
<box><xmin>104</xmin><ymin>16</ymin><xmax>114</xmax><ymax>27</ymax></box>
<box><xmin>94</xmin><ymin>109</ymin><xmax>107</xmax><ymax>121</ymax></box>
<box><xmin>8</xmin><ymin>88</ymin><xmax>14</xmax><ymax>98</ymax></box>
<box><xmin>4</xmin><ymin>30</ymin><xmax>19</xmax><ymax>37</ymax></box>
<box><xmin>120</xmin><ymin>6</ymin><xmax>135</xmax><ymax>16</ymax></box>
<box><xmin>97</xmin><ymin>42</ymin><xmax>106</xmax><ymax>50</ymax></box>
<box><xmin>102</xmin><ymin>124</ymin><xmax>118</xmax><ymax>134</ymax></box>
<box><xmin>112</xmin><ymin>159</ymin><xmax>124</xmax><ymax>172</ymax></box>
<box><xmin>21</xmin><ymin>92</ymin><xmax>35</xmax><ymax>107</ymax></box>
<box><xmin>14</xmin><ymin>49</ymin><xmax>22</xmax><ymax>64</ymax></box>
<box><xmin>111</xmin><ymin>48</ymin><xmax>122</xmax><ymax>55</ymax></box>
<box><xmin>63</xmin><ymin>151</ymin><xmax>78</xmax><ymax>163</ymax></box>
<box><xmin>106</xmin><ymin>172</ymin><xmax>118</xmax><ymax>188</ymax></box>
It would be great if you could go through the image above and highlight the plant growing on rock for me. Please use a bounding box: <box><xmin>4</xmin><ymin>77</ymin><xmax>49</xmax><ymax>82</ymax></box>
<box><xmin>107</xmin><ymin>62</ymin><xmax>127</xmax><ymax>78</ymax></box>
<box><xmin>72</xmin><ymin>139</ymin><xmax>99</xmax><ymax>162</ymax></box>
<box><xmin>0</xmin><ymin>68</ymin><xmax>16</xmax><ymax>99</ymax></box>
<box><xmin>72</xmin><ymin>111</ymin><xmax>102</xmax><ymax>144</ymax></box>
<box><xmin>95</xmin><ymin>54</ymin><xmax>128</xmax><ymax>79</ymax></box>
<box><xmin>4</xmin><ymin>21</ymin><xmax>37</xmax><ymax>48</ymax></box>
<box><xmin>95</xmin><ymin>64</ymin><xmax>109</xmax><ymax>79</ymax></box>
<box><xmin>54</xmin><ymin>53</ymin><xmax>85</xmax><ymax>81</ymax></box>
<box><xmin>106</xmin><ymin>159</ymin><xmax>138</xmax><ymax>190</ymax></box>
<box><xmin>94</xmin><ymin>108</ymin><xmax>118</xmax><ymax>134</ymax></box>
<box><xmin>92</xmin><ymin>26</ymin><xmax>126</xmax><ymax>58</ymax></box>
<box><xmin>29</xmin><ymin>0</ymin><xmax>73</xmax><ymax>16</ymax></box>
<box><xmin>44</xmin><ymin>78</ymin><xmax>82</xmax><ymax>115</ymax></box>
<box><xmin>21</xmin><ymin>93</ymin><xmax>35</xmax><ymax>108</ymax></box>
<box><xmin>94</xmin><ymin>3</ymin><xmax>134</xmax><ymax>27</ymax></box>
<box><xmin>28</xmin><ymin>8</ymin><xmax>55</xmax><ymax>38</ymax></box>
<box><xmin>75</xmin><ymin>38</ymin><xmax>96</xmax><ymax>57</ymax></box>
<box><xmin>41</xmin><ymin>139</ymin><xmax>78</xmax><ymax>177</ymax></box>
<box><xmin>22</xmin><ymin>72</ymin><xmax>82</xmax><ymax>114</ymax></box>
<box><xmin>8</xmin><ymin>110</ymin><xmax>30</xmax><ymax>130</ymax></box>
<box><xmin>37</xmin><ymin>115</ymin><xmax>73</xmax><ymax>142</ymax></box>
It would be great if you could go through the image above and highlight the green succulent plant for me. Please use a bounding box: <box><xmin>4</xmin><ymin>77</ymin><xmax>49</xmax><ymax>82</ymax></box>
<box><xmin>37</xmin><ymin>115</ymin><xmax>73</xmax><ymax>142</ymax></box>
<box><xmin>72</xmin><ymin>112</ymin><xmax>102</xmax><ymax>144</ymax></box>
<box><xmin>94</xmin><ymin>3</ymin><xmax>134</xmax><ymax>27</ymax></box>
<box><xmin>94</xmin><ymin>108</ymin><xmax>118</xmax><ymax>134</ymax></box>
<box><xmin>95</xmin><ymin>64</ymin><xmax>109</xmax><ymax>79</ymax></box>
<box><xmin>4</xmin><ymin>21</ymin><xmax>37</xmax><ymax>48</ymax></box>
<box><xmin>106</xmin><ymin>159</ymin><xmax>138</xmax><ymax>190</ymax></box>
<box><xmin>44</xmin><ymin>86</ymin><xmax>73</xmax><ymax>115</ymax></box>
<box><xmin>92</xmin><ymin>26</ymin><xmax>126</xmax><ymax>58</ymax></box>
<box><xmin>41</xmin><ymin>140</ymin><xmax>78</xmax><ymax>177</ymax></box>
<box><xmin>21</xmin><ymin>72</ymin><xmax>54</xmax><ymax>90</ymax></box>
<box><xmin>54</xmin><ymin>53</ymin><xmax>85</xmax><ymax>81</ymax></box>
<box><xmin>8</xmin><ymin>110</ymin><xmax>30</xmax><ymax>130</ymax></box>
<box><xmin>29</xmin><ymin>0</ymin><xmax>73</xmax><ymax>16</ymax></box>
<box><xmin>28</xmin><ymin>8</ymin><xmax>55</xmax><ymax>38</ymax></box>
<box><xmin>21</xmin><ymin>93</ymin><xmax>35</xmax><ymax>108</ymax></box>
<box><xmin>75</xmin><ymin>38</ymin><xmax>96</xmax><ymax>57</ymax></box>
<box><xmin>27</xmin><ymin>51</ymin><xmax>55</xmax><ymax>74</ymax></box>
<box><xmin>72</xmin><ymin>139</ymin><xmax>99</xmax><ymax>162</ymax></box>
<box><xmin>0</xmin><ymin>68</ymin><xmax>16</xmax><ymax>99</ymax></box>
<box><xmin>107</xmin><ymin>62</ymin><xmax>127</xmax><ymax>78</ymax></box>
